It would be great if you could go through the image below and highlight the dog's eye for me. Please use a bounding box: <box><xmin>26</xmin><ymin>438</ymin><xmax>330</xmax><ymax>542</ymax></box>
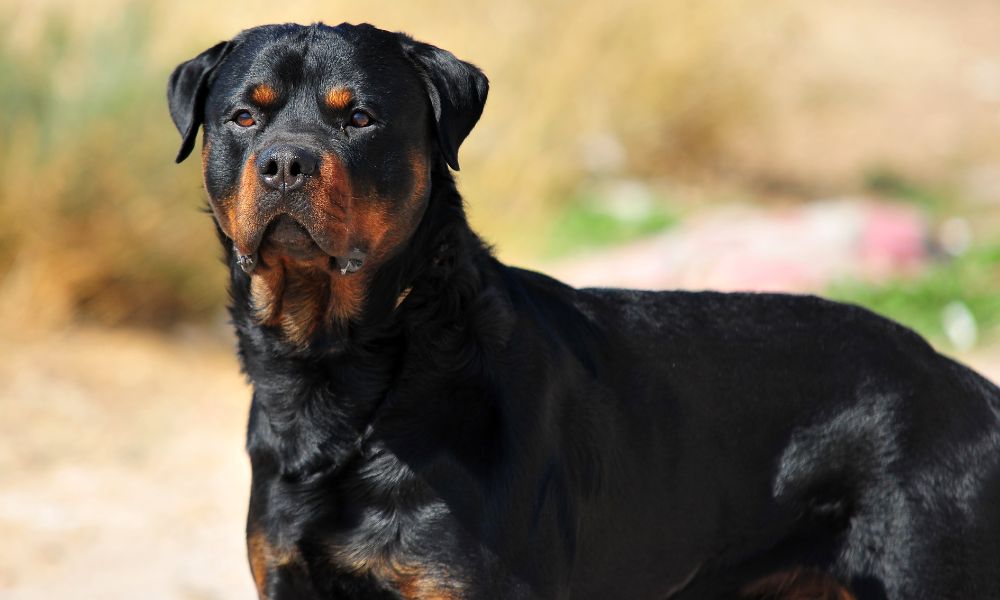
<box><xmin>234</xmin><ymin>111</ymin><xmax>256</xmax><ymax>128</ymax></box>
<box><xmin>349</xmin><ymin>110</ymin><xmax>372</xmax><ymax>128</ymax></box>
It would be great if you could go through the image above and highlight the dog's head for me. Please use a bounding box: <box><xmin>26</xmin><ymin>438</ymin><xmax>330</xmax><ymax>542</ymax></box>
<box><xmin>168</xmin><ymin>23</ymin><xmax>487</xmax><ymax>341</ymax></box>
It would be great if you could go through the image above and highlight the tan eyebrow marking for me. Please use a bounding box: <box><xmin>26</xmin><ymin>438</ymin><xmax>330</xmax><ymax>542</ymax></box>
<box><xmin>325</xmin><ymin>87</ymin><xmax>354</xmax><ymax>110</ymax></box>
<box><xmin>251</xmin><ymin>84</ymin><xmax>278</xmax><ymax>106</ymax></box>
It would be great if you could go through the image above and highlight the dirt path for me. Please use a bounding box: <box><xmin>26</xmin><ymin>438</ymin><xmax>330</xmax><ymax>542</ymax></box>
<box><xmin>1</xmin><ymin>328</ymin><xmax>996</xmax><ymax>600</ymax></box>
<box><xmin>0</xmin><ymin>328</ymin><xmax>255</xmax><ymax>600</ymax></box>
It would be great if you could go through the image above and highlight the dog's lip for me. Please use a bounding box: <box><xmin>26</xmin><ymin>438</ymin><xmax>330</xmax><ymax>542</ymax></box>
<box><xmin>234</xmin><ymin>213</ymin><xmax>367</xmax><ymax>275</ymax></box>
<box><xmin>265</xmin><ymin>214</ymin><xmax>319</xmax><ymax>251</ymax></box>
<box><xmin>234</xmin><ymin>212</ymin><xmax>323</xmax><ymax>263</ymax></box>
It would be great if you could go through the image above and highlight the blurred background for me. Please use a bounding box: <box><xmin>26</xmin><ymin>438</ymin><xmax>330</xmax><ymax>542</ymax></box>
<box><xmin>2</xmin><ymin>0</ymin><xmax>998</xmax><ymax>598</ymax></box>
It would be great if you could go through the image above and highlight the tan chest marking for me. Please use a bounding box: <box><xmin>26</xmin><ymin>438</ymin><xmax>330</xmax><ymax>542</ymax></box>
<box><xmin>249</xmin><ymin>258</ymin><xmax>365</xmax><ymax>347</ymax></box>
<box><xmin>335</xmin><ymin>552</ymin><xmax>464</xmax><ymax>600</ymax></box>
<box><xmin>247</xmin><ymin>532</ymin><xmax>304</xmax><ymax>599</ymax></box>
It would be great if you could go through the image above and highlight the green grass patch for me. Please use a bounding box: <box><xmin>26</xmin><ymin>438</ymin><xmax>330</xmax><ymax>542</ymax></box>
<box><xmin>544</xmin><ymin>188</ymin><xmax>678</xmax><ymax>257</ymax></box>
<box><xmin>828</xmin><ymin>242</ymin><xmax>1000</xmax><ymax>348</ymax></box>
<box><xmin>863</xmin><ymin>167</ymin><xmax>954</xmax><ymax>215</ymax></box>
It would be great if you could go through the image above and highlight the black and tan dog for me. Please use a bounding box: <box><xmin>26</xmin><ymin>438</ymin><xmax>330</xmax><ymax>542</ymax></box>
<box><xmin>168</xmin><ymin>23</ymin><xmax>1000</xmax><ymax>600</ymax></box>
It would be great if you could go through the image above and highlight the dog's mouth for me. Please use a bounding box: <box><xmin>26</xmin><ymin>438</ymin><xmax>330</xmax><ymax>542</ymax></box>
<box><xmin>266</xmin><ymin>214</ymin><xmax>320</xmax><ymax>255</ymax></box>
<box><xmin>235</xmin><ymin>214</ymin><xmax>367</xmax><ymax>276</ymax></box>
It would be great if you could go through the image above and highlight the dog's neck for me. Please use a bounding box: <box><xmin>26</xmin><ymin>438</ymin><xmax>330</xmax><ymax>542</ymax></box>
<box><xmin>224</xmin><ymin>165</ymin><xmax>503</xmax><ymax>478</ymax></box>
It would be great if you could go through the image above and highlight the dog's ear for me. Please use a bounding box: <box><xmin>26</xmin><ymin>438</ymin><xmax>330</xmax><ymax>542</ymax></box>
<box><xmin>167</xmin><ymin>40</ymin><xmax>232</xmax><ymax>164</ymax></box>
<box><xmin>400</xmin><ymin>36</ymin><xmax>488</xmax><ymax>171</ymax></box>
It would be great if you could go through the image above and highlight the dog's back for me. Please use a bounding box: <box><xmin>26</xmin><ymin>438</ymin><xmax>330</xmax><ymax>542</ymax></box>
<box><xmin>510</xmin><ymin>274</ymin><xmax>1000</xmax><ymax>598</ymax></box>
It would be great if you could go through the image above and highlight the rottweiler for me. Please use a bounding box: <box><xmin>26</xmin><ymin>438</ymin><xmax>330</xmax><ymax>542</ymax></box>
<box><xmin>168</xmin><ymin>22</ymin><xmax>1000</xmax><ymax>600</ymax></box>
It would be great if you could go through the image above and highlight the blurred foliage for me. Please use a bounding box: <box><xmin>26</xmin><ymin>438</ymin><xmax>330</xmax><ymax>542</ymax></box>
<box><xmin>0</xmin><ymin>6</ymin><xmax>226</xmax><ymax>327</ymax></box>
<box><xmin>829</xmin><ymin>242</ymin><xmax>1000</xmax><ymax>347</ymax></box>
<box><xmin>864</xmin><ymin>168</ymin><xmax>953</xmax><ymax>215</ymax></box>
<box><xmin>838</xmin><ymin>172</ymin><xmax>1000</xmax><ymax>347</ymax></box>
<box><xmin>457</xmin><ymin>0</ymin><xmax>800</xmax><ymax>253</ymax></box>
<box><xmin>543</xmin><ymin>185</ymin><xmax>678</xmax><ymax>257</ymax></box>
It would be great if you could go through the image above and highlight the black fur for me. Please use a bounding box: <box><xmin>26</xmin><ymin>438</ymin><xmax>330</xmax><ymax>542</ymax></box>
<box><xmin>169</xmin><ymin>22</ymin><xmax>1000</xmax><ymax>600</ymax></box>
<box><xmin>168</xmin><ymin>40</ymin><xmax>232</xmax><ymax>163</ymax></box>
<box><xmin>399</xmin><ymin>35</ymin><xmax>489</xmax><ymax>171</ymax></box>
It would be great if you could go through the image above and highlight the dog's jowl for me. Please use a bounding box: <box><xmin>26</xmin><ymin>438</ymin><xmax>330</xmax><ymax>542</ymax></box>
<box><xmin>168</xmin><ymin>22</ymin><xmax>1000</xmax><ymax>600</ymax></box>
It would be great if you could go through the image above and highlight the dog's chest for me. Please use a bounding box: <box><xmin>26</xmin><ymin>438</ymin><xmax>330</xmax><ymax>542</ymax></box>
<box><xmin>248</xmin><ymin>445</ymin><xmax>474</xmax><ymax>599</ymax></box>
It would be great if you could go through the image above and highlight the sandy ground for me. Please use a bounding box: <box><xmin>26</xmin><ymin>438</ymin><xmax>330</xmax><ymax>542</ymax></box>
<box><xmin>1</xmin><ymin>326</ymin><xmax>998</xmax><ymax>600</ymax></box>
<box><xmin>0</xmin><ymin>328</ymin><xmax>255</xmax><ymax>600</ymax></box>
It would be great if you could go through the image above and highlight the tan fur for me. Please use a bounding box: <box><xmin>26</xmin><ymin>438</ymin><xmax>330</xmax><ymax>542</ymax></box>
<box><xmin>325</xmin><ymin>271</ymin><xmax>366</xmax><ymax>323</ymax></box>
<box><xmin>332</xmin><ymin>549</ymin><xmax>463</xmax><ymax>600</ymax></box>
<box><xmin>210</xmin><ymin>153</ymin><xmax>262</xmax><ymax>254</ymax></box>
<box><xmin>741</xmin><ymin>568</ymin><xmax>856</xmax><ymax>600</ymax></box>
<box><xmin>409</xmin><ymin>150</ymin><xmax>430</xmax><ymax>201</ymax></box>
<box><xmin>251</xmin><ymin>84</ymin><xmax>279</xmax><ymax>106</ymax></box>
<box><xmin>347</xmin><ymin>150</ymin><xmax>430</xmax><ymax>266</ymax></box>
<box><xmin>276</xmin><ymin>264</ymin><xmax>329</xmax><ymax>346</ymax></box>
<box><xmin>325</xmin><ymin>87</ymin><xmax>353</xmax><ymax>110</ymax></box>
<box><xmin>233</xmin><ymin>154</ymin><xmax>266</xmax><ymax>254</ymax></box>
<box><xmin>201</xmin><ymin>142</ymin><xmax>211</xmax><ymax>179</ymax></box>
<box><xmin>247</xmin><ymin>531</ymin><xmax>269</xmax><ymax>598</ymax></box>
<box><xmin>247</xmin><ymin>531</ymin><xmax>304</xmax><ymax>599</ymax></box>
<box><xmin>247</xmin><ymin>254</ymin><xmax>339</xmax><ymax>346</ymax></box>
<box><xmin>317</xmin><ymin>154</ymin><xmax>353</xmax><ymax>222</ymax></box>
<box><xmin>249</xmin><ymin>261</ymin><xmax>285</xmax><ymax>325</ymax></box>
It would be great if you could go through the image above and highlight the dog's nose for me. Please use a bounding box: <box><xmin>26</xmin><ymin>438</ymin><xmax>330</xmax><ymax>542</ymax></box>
<box><xmin>257</xmin><ymin>145</ymin><xmax>318</xmax><ymax>192</ymax></box>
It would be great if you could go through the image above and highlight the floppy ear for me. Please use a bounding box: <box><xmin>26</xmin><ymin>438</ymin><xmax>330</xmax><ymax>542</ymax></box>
<box><xmin>167</xmin><ymin>40</ymin><xmax>232</xmax><ymax>163</ymax></box>
<box><xmin>400</xmin><ymin>37</ymin><xmax>489</xmax><ymax>171</ymax></box>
